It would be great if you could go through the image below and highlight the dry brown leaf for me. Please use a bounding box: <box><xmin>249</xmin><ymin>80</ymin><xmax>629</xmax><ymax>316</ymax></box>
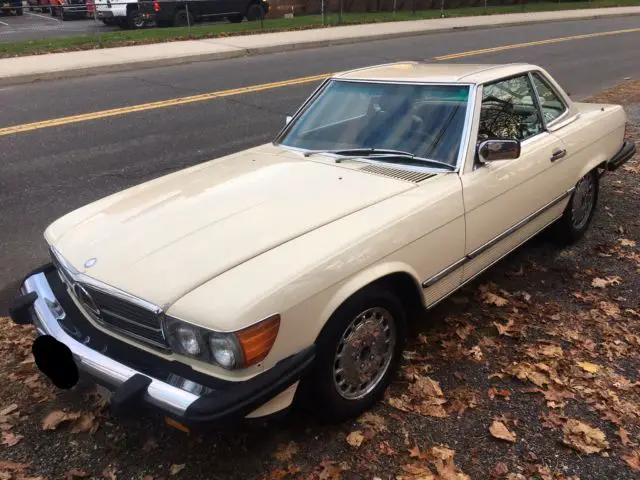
<box><xmin>71</xmin><ymin>413</ymin><xmax>99</xmax><ymax>435</ymax></box>
<box><xmin>401</xmin><ymin>463</ymin><xmax>435</xmax><ymax>479</ymax></box>
<box><xmin>142</xmin><ymin>476</ymin><xmax>154</xmax><ymax>480</ymax></box>
<box><xmin>42</xmin><ymin>410</ymin><xmax>81</xmax><ymax>430</ymax></box>
<box><xmin>1</xmin><ymin>431</ymin><xmax>23</xmax><ymax>446</ymax></box>
<box><xmin>102</xmin><ymin>469</ymin><xmax>117</xmax><ymax>480</ymax></box>
<box><xmin>408</xmin><ymin>375</ymin><xmax>443</xmax><ymax>398</ymax></box>
<box><xmin>0</xmin><ymin>404</ymin><xmax>19</xmax><ymax>416</ymax></box>
<box><xmin>317</xmin><ymin>460</ymin><xmax>348</xmax><ymax>480</ymax></box>
<box><xmin>562</xmin><ymin>419</ymin><xmax>609</xmax><ymax>454</ymax></box>
<box><xmin>576</xmin><ymin>361</ymin><xmax>600</xmax><ymax>374</ymax></box>
<box><xmin>357</xmin><ymin>412</ymin><xmax>387</xmax><ymax>433</ymax></box>
<box><xmin>0</xmin><ymin>462</ymin><xmax>29</xmax><ymax>471</ymax></box>
<box><xmin>378</xmin><ymin>441</ymin><xmax>396</xmax><ymax>456</ymax></box>
<box><xmin>591</xmin><ymin>276</ymin><xmax>622</xmax><ymax>288</ymax></box>
<box><xmin>488</xmin><ymin>387</ymin><xmax>511</xmax><ymax>400</ymax></box>
<box><xmin>493</xmin><ymin>319</ymin><xmax>517</xmax><ymax>337</ymax></box>
<box><xmin>169</xmin><ymin>464</ymin><xmax>185</xmax><ymax>476</ymax></box>
<box><xmin>142</xmin><ymin>437</ymin><xmax>158</xmax><ymax>452</ymax></box>
<box><xmin>346</xmin><ymin>430</ymin><xmax>364</xmax><ymax>448</ymax></box>
<box><xmin>483</xmin><ymin>292</ymin><xmax>508</xmax><ymax>307</ymax></box>
<box><xmin>623</xmin><ymin>450</ymin><xmax>640</xmax><ymax>472</ymax></box>
<box><xmin>620</xmin><ymin>238</ymin><xmax>637</xmax><ymax>247</ymax></box>
<box><xmin>66</xmin><ymin>469</ymin><xmax>89</xmax><ymax>480</ymax></box>
<box><xmin>618</xmin><ymin>427</ymin><xmax>632</xmax><ymax>446</ymax></box>
<box><xmin>492</xmin><ymin>462</ymin><xmax>509</xmax><ymax>477</ymax></box>
<box><xmin>489</xmin><ymin>421</ymin><xmax>516</xmax><ymax>443</ymax></box>
<box><xmin>417</xmin><ymin>403</ymin><xmax>448</xmax><ymax>418</ymax></box>
<box><xmin>273</xmin><ymin>441</ymin><xmax>298</xmax><ymax>462</ymax></box>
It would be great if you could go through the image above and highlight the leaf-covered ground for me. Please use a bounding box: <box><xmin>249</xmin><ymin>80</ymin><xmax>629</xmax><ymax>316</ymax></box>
<box><xmin>0</xmin><ymin>81</ymin><xmax>639</xmax><ymax>480</ymax></box>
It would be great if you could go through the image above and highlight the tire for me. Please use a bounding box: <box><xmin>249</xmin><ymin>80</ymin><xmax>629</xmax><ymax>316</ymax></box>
<box><xmin>227</xmin><ymin>13</ymin><xmax>242</xmax><ymax>23</ymax></box>
<box><xmin>172</xmin><ymin>8</ymin><xmax>193</xmax><ymax>27</ymax></box>
<box><xmin>302</xmin><ymin>287</ymin><xmax>407</xmax><ymax>422</ymax></box>
<box><xmin>551</xmin><ymin>170</ymin><xmax>599</xmax><ymax>245</ymax></box>
<box><xmin>16</xmin><ymin>7</ymin><xmax>23</xmax><ymax>14</ymax></box>
<box><xmin>245</xmin><ymin>3</ymin><xmax>263</xmax><ymax>21</ymax></box>
<box><xmin>125</xmin><ymin>6</ymin><xmax>144</xmax><ymax>28</ymax></box>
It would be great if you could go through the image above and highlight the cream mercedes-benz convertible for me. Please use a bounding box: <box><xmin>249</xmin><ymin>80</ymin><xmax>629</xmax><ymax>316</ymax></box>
<box><xmin>10</xmin><ymin>62</ymin><xmax>636</xmax><ymax>430</ymax></box>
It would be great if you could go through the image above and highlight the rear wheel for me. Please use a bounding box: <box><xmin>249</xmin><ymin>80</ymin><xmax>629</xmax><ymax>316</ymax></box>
<box><xmin>172</xmin><ymin>8</ymin><xmax>193</xmax><ymax>27</ymax></box>
<box><xmin>303</xmin><ymin>287</ymin><xmax>406</xmax><ymax>422</ymax></box>
<box><xmin>125</xmin><ymin>6</ymin><xmax>144</xmax><ymax>28</ymax></box>
<box><xmin>551</xmin><ymin>170</ymin><xmax>599</xmax><ymax>245</ymax></box>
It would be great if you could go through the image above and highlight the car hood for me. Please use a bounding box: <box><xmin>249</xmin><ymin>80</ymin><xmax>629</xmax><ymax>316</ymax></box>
<box><xmin>47</xmin><ymin>146</ymin><xmax>415</xmax><ymax>307</ymax></box>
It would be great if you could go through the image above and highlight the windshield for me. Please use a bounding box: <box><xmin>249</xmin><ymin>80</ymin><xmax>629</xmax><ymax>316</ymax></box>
<box><xmin>277</xmin><ymin>80</ymin><xmax>470</xmax><ymax>168</ymax></box>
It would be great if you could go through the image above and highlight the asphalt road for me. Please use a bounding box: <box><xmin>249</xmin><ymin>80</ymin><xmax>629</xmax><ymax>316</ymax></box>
<box><xmin>0</xmin><ymin>9</ymin><xmax>119</xmax><ymax>42</ymax></box>
<box><xmin>1</xmin><ymin>15</ymin><xmax>640</xmax><ymax>312</ymax></box>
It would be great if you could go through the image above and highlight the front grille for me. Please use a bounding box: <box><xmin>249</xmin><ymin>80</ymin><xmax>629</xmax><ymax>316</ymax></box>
<box><xmin>81</xmin><ymin>285</ymin><xmax>167</xmax><ymax>348</ymax></box>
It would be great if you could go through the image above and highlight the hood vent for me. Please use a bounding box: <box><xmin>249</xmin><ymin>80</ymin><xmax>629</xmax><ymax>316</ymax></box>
<box><xmin>358</xmin><ymin>164</ymin><xmax>435</xmax><ymax>183</ymax></box>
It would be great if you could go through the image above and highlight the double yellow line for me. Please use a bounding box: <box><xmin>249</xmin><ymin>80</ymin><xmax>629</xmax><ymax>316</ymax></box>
<box><xmin>1</xmin><ymin>26</ymin><xmax>639</xmax><ymax>137</ymax></box>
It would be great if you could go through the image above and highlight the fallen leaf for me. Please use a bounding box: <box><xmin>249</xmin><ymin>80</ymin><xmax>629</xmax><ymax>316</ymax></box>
<box><xmin>484</xmin><ymin>292</ymin><xmax>508</xmax><ymax>307</ymax></box>
<box><xmin>488</xmin><ymin>387</ymin><xmax>510</xmax><ymax>400</ymax></box>
<box><xmin>401</xmin><ymin>463</ymin><xmax>435</xmax><ymax>479</ymax></box>
<box><xmin>66</xmin><ymin>469</ymin><xmax>89</xmax><ymax>480</ymax></box>
<box><xmin>577</xmin><ymin>361</ymin><xmax>600</xmax><ymax>374</ymax></box>
<box><xmin>346</xmin><ymin>430</ymin><xmax>364</xmax><ymax>448</ymax></box>
<box><xmin>489</xmin><ymin>421</ymin><xmax>516</xmax><ymax>443</ymax></box>
<box><xmin>620</xmin><ymin>238</ymin><xmax>636</xmax><ymax>247</ymax></box>
<box><xmin>618</xmin><ymin>428</ymin><xmax>632</xmax><ymax>446</ymax></box>
<box><xmin>142</xmin><ymin>437</ymin><xmax>158</xmax><ymax>452</ymax></box>
<box><xmin>42</xmin><ymin>410</ymin><xmax>81</xmax><ymax>430</ymax></box>
<box><xmin>169</xmin><ymin>464</ymin><xmax>185</xmax><ymax>476</ymax></box>
<box><xmin>492</xmin><ymin>462</ymin><xmax>509</xmax><ymax>478</ymax></box>
<box><xmin>317</xmin><ymin>460</ymin><xmax>348</xmax><ymax>480</ymax></box>
<box><xmin>71</xmin><ymin>413</ymin><xmax>99</xmax><ymax>435</ymax></box>
<box><xmin>0</xmin><ymin>462</ymin><xmax>29</xmax><ymax>471</ymax></box>
<box><xmin>0</xmin><ymin>404</ymin><xmax>18</xmax><ymax>416</ymax></box>
<box><xmin>357</xmin><ymin>412</ymin><xmax>387</xmax><ymax>433</ymax></box>
<box><xmin>378</xmin><ymin>441</ymin><xmax>396</xmax><ymax>456</ymax></box>
<box><xmin>102</xmin><ymin>469</ymin><xmax>117</xmax><ymax>480</ymax></box>
<box><xmin>562</xmin><ymin>419</ymin><xmax>609</xmax><ymax>454</ymax></box>
<box><xmin>1</xmin><ymin>431</ymin><xmax>23</xmax><ymax>446</ymax></box>
<box><xmin>623</xmin><ymin>450</ymin><xmax>640</xmax><ymax>472</ymax></box>
<box><xmin>591</xmin><ymin>276</ymin><xmax>621</xmax><ymax>288</ymax></box>
<box><xmin>142</xmin><ymin>476</ymin><xmax>153</xmax><ymax>480</ymax></box>
<box><xmin>273</xmin><ymin>441</ymin><xmax>298</xmax><ymax>462</ymax></box>
<box><xmin>493</xmin><ymin>319</ymin><xmax>517</xmax><ymax>336</ymax></box>
<box><xmin>408</xmin><ymin>375</ymin><xmax>443</xmax><ymax>398</ymax></box>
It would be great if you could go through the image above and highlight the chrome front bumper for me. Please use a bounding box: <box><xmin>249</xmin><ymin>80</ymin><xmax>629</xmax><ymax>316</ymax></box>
<box><xmin>13</xmin><ymin>267</ymin><xmax>315</xmax><ymax>427</ymax></box>
<box><xmin>21</xmin><ymin>271</ymin><xmax>200</xmax><ymax>417</ymax></box>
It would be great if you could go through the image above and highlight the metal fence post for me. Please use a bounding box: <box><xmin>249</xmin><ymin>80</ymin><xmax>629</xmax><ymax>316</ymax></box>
<box><xmin>185</xmin><ymin>0</ymin><xmax>191</xmax><ymax>36</ymax></box>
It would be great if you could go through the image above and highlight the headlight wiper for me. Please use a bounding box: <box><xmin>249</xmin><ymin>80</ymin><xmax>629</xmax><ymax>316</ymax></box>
<box><xmin>303</xmin><ymin>148</ymin><xmax>455</xmax><ymax>171</ymax></box>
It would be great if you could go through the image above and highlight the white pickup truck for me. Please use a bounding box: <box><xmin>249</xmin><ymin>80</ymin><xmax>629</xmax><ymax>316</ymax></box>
<box><xmin>95</xmin><ymin>0</ymin><xmax>145</xmax><ymax>28</ymax></box>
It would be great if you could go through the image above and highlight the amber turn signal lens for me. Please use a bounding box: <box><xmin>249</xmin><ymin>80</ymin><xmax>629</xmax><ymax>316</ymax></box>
<box><xmin>236</xmin><ymin>314</ymin><xmax>280</xmax><ymax>367</ymax></box>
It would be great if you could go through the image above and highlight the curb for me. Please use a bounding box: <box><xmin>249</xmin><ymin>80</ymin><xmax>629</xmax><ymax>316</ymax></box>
<box><xmin>1</xmin><ymin>10</ymin><xmax>639</xmax><ymax>86</ymax></box>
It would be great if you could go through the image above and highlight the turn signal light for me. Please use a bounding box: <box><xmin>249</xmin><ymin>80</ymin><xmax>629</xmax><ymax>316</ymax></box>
<box><xmin>237</xmin><ymin>314</ymin><xmax>280</xmax><ymax>367</ymax></box>
<box><xmin>153</xmin><ymin>1</ymin><xmax>160</xmax><ymax>11</ymax></box>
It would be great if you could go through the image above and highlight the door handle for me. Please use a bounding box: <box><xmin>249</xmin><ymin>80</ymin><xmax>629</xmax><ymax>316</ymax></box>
<box><xmin>550</xmin><ymin>148</ymin><xmax>567</xmax><ymax>162</ymax></box>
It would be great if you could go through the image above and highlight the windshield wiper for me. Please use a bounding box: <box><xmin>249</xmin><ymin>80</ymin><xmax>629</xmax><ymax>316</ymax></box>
<box><xmin>304</xmin><ymin>148</ymin><xmax>455</xmax><ymax>170</ymax></box>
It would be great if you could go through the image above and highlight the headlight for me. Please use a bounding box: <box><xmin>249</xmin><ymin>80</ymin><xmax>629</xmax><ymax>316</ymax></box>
<box><xmin>165</xmin><ymin>314</ymin><xmax>280</xmax><ymax>370</ymax></box>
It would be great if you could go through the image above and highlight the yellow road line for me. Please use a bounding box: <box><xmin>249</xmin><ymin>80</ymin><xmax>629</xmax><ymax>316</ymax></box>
<box><xmin>0</xmin><ymin>73</ymin><xmax>331</xmax><ymax>136</ymax></box>
<box><xmin>1</xmin><ymin>26</ymin><xmax>639</xmax><ymax>137</ymax></box>
<box><xmin>433</xmin><ymin>27</ymin><xmax>640</xmax><ymax>60</ymax></box>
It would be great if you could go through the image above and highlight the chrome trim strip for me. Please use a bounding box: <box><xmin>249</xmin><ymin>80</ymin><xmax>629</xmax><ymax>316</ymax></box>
<box><xmin>21</xmin><ymin>272</ymin><xmax>198</xmax><ymax>416</ymax></box>
<box><xmin>421</xmin><ymin>187</ymin><xmax>574</xmax><ymax>288</ymax></box>
<box><xmin>427</xmin><ymin>213</ymin><xmax>564</xmax><ymax>309</ymax></box>
<box><xmin>528</xmin><ymin>70</ymin><xmax>570</xmax><ymax>130</ymax></box>
<box><xmin>455</xmin><ymin>83</ymin><xmax>477</xmax><ymax>173</ymax></box>
<box><xmin>467</xmin><ymin>187</ymin><xmax>574</xmax><ymax>259</ymax></box>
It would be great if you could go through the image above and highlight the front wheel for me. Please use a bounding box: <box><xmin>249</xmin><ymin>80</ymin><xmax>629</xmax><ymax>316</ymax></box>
<box><xmin>125</xmin><ymin>7</ymin><xmax>145</xmax><ymax>28</ymax></box>
<box><xmin>551</xmin><ymin>170</ymin><xmax>599</xmax><ymax>245</ymax></box>
<box><xmin>303</xmin><ymin>287</ymin><xmax>406</xmax><ymax>422</ymax></box>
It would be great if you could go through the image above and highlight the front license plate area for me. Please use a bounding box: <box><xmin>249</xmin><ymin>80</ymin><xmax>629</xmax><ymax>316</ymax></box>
<box><xmin>32</xmin><ymin>335</ymin><xmax>79</xmax><ymax>389</ymax></box>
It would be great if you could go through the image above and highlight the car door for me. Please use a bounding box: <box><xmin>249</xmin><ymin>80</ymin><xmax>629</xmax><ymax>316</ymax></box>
<box><xmin>460</xmin><ymin>73</ymin><xmax>570</xmax><ymax>282</ymax></box>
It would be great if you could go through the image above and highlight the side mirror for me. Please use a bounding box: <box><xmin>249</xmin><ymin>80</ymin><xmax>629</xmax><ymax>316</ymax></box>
<box><xmin>478</xmin><ymin>139</ymin><xmax>521</xmax><ymax>163</ymax></box>
<box><xmin>285</xmin><ymin>115</ymin><xmax>293</xmax><ymax>125</ymax></box>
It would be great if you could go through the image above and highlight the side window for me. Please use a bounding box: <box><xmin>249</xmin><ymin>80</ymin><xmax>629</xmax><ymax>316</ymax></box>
<box><xmin>478</xmin><ymin>75</ymin><xmax>544</xmax><ymax>142</ymax></box>
<box><xmin>532</xmin><ymin>72</ymin><xmax>568</xmax><ymax>125</ymax></box>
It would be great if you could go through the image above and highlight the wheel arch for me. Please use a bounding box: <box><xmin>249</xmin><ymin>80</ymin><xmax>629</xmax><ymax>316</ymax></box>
<box><xmin>314</xmin><ymin>263</ymin><xmax>425</xmax><ymax>342</ymax></box>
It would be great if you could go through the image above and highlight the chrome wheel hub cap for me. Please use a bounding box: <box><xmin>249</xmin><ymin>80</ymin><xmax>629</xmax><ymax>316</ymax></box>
<box><xmin>571</xmin><ymin>174</ymin><xmax>595</xmax><ymax>230</ymax></box>
<box><xmin>333</xmin><ymin>307</ymin><xmax>396</xmax><ymax>400</ymax></box>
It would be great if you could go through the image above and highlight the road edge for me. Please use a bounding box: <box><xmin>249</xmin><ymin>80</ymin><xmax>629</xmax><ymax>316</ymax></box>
<box><xmin>1</xmin><ymin>10</ymin><xmax>639</xmax><ymax>86</ymax></box>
